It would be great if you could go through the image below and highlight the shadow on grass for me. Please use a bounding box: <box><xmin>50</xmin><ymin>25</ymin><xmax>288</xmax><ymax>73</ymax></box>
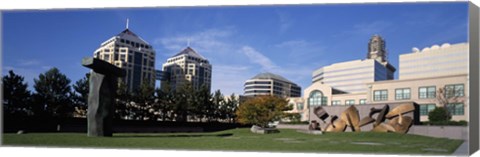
<box><xmin>113</xmin><ymin>133</ymin><xmax>234</xmax><ymax>138</ymax></box>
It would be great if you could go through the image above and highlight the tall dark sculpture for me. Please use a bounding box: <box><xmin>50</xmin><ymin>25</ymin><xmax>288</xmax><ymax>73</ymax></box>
<box><xmin>82</xmin><ymin>57</ymin><xmax>125</xmax><ymax>137</ymax></box>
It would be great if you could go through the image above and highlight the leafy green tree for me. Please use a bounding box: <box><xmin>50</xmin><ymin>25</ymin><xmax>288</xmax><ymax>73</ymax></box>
<box><xmin>2</xmin><ymin>70</ymin><xmax>32</xmax><ymax>116</ymax></box>
<box><xmin>33</xmin><ymin>68</ymin><xmax>73</xmax><ymax>117</ymax></box>
<box><xmin>236</xmin><ymin>95</ymin><xmax>290</xmax><ymax>128</ymax></box>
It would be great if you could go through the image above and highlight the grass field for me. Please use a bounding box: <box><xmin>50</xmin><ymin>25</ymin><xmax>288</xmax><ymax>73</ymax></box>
<box><xmin>3</xmin><ymin>128</ymin><xmax>463</xmax><ymax>155</ymax></box>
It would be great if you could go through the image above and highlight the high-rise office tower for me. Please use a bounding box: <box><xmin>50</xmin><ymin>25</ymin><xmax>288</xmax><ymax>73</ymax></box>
<box><xmin>93</xmin><ymin>21</ymin><xmax>156</xmax><ymax>92</ymax></box>
<box><xmin>161</xmin><ymin>47</ymin><xmax>212</xmax><ymax>91</ymax></box>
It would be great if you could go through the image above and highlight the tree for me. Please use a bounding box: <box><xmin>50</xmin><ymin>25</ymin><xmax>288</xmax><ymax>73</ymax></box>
<box><xmin>172</xmin><ymin>82</ymin><xmax>195</xmax><ymax>122</ymax></box>
<box><xmin>236</xmin><ymin>95</ymin><xmax>290</xmax><ymax>128</ymax></box>
<box><xmin>2</xmin><ymin>70</ymin><xmax>32</xmax><ymax>116</ymax></box>
<box><xmin>209</xmin><ymin>89</ymin><xmax>224</xmax><ymax>122</ymax></box>
<box><xmin>155</xmin><ymin>80</ymin><xmax>175</xmax><ymax>121</ymax></box>
<box><xmin>72</xmin><ymin>73</ymin><xmax>89</xmax><ymax>117</ymax></box>
<box><xmin>223</xmin><ymin>93</ymin><xmax>239</xmax><ymax>123</ymax></box>
<box><xmin>33</xmin><ymin>68</ymin><xmax>73</xmax><ymax>117</ymax></box>
<box><xmin>434</xmin><ymin>86</ymin><xmax>464</xmax><ymax>121</ymax></box>
<box><xmin>114</xmin><ymin>80</ymin><xmax>132</xmax><ymax>119</ymax></box>
<box><xmin>133</xmin><ymin>79</ymin><xmax>156</xmax><ymax>120</ymax></box>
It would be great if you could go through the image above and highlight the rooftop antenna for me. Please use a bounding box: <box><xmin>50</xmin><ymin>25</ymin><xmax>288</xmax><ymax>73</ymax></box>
<box><xmin>187</xmin><ymin>38</ymin><xmax>191</xmax><ymax>47</ymax></box>
<box><xmin>126</xmin><ymin>18</ymin><xmax>129</xmax><ymax>29</ymax></box>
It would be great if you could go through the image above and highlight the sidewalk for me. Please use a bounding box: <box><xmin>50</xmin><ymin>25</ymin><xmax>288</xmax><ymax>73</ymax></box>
<box><xmin>452</xmin><ymin>140</ymin><xmax>468</xmax><ymax>156</ymax></box>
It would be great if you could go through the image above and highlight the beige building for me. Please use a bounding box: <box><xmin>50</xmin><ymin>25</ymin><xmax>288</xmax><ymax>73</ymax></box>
<box><xmin>312</xmin><ymin>35</ymin><xmax>395</xmax><ymax>93</ymax></box>
<box><xmin>161</xmin><ymin>47</ymin><xmax>212</xmax><ymax>91</ymax></box>
<box><xmin>399</xmin><ymin>42</ymin><xmax>468</xmax><ymax>80</ymax></box>
<box><xmin>93</xmin><ymin>26</ymin><xmax>156</xmax><ymax>92</ymax></box>
<box><xmin>288</xmin><ymin>40</ymin><xmax>468</xmax><ymax>122</ymax></box>
<box><xmin>367</xmin><ymin>74</ymin><xmax>468</xmax><ymax>121</ymax></box>
<box><xmin>244</xmin><ymin>72</ymin><xmax>301</xmax><ymax>97</ymax></box>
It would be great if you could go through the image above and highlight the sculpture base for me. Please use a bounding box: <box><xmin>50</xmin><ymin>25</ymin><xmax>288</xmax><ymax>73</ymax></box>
<box><xmin>250</xmin><ymin>125</ymin><xmax>280</xmax><ymax>134</ymax></box>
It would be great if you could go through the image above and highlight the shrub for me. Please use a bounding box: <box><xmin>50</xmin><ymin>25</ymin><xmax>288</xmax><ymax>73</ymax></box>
<box><xmin>422</xmin><ymin>120</ymin><xmax>468</xmax><ymax>126</ymax></box>
<box><xmin>283</xmin><ymin>113</ymin><xmax>301</xmax><ymax>122</ymax></box>
<box><xmin>428</xmin><ymin>107</ymin><xmax>451</xmax><ymax>122</ymax></box>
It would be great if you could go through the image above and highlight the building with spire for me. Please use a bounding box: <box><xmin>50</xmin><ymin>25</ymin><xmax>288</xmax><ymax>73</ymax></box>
<box><xmin>311</xmin><ymin>35</ymin><xmax>396</xmax><ymax>93</ymax></box>
<box><xmin>161</xmin><ymin>47</ymin><xmax>212</xmax><ymax>91</ymax></box>
<box><xmin>93</xmin><ymin>20</ymin><xmax>156</xmax><ymax>92</ymax></box>
<box><xmin>287</xmin><ymin>35</ymin><xmax>468</xmax><ymax>122</ymax></box>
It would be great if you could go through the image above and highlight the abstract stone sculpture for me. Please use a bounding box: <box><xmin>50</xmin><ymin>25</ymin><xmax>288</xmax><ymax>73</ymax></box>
<box><xmin>340</xmin><ymin>105</ymin><xmax>361</xmax><ymax>132</ymax></box>
<box><xmin>82</xmin><ymin>57</ymin><xmax>125</xmax><ymax>137</ymax></box>
<box><xmin>317</xmin><ymin>104</ymin><xmax>415</xmax><ymax>134</ymax></box>
<box><xmin>313</xmin><ymin>106</ymin><xmax>329</xmax><ymax>123</ymax></box>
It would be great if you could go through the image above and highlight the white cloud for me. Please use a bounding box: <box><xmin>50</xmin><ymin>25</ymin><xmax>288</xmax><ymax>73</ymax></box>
<box><xmin>277</xmin><ymin>11</ymin><xmax>293</xmax><ymax>34</ymax></box>
<box><xmin>351</xmin><ymin>21</ymin><xmax>392</xmax><ymax>35</ymax></box>
<box><xmin>211</xmin><ymin>64</ymin><xmax>252</xmax><ymax>95</ymax></box>
<box><xmin>155</xmin><ymin>28</ymin><xmax>321</xmax><ymax>95</ymax></box>
<box><xmin>240</xmin><ymin>46</ymin><xmax>277</xmax><ymax>71</ymax></box>
<box><xmin>155</xmin><ymin>28</ymin><xmax>234</xmax><ymax>57</ymax></box>
<box><xmin>18</xmin><ymin>59</ymin><xmax>41</xmax><ymax>66</ymax></box>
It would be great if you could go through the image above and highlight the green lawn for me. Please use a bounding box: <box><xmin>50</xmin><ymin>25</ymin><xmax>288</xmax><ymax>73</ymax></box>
<box><xmin>3</xmin><ymin>128</ymin><xmax>463</xmax><ymax>155</ymax></box>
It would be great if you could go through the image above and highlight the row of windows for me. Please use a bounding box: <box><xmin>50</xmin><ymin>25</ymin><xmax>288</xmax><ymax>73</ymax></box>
<box><xmin>373</xmin><ymin>84</ymin><xmax>464</xmax><ymax>101</ymax></box>
<box><xmin>331</xmin><ymin>99</ymin><xmax>367</xmax><ymax>106</ymax></box>
<box><xmin>119</xmin><ymin>39</ymin><xmax>151</xmax><ymax>49</ymax></box>
<box><xmin>245</xmin><ymin>81</ymin><xmax>271</xmax><ymax>85</ymax></box>
<box><xmin>244</xmin><ymin>86</ymin><xmax>271</xmax><ymax>90</ymax></box>
<box><xmin>419</xmin><ymin>103</ymin><xmax>465</xmax><ymax>116</ymax></box>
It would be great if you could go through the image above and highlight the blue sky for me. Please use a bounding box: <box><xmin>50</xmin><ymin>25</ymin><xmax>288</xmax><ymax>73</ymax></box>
<box><xmin>2</xmin><ymin>2</ymin><xmax>468</xmax><ymax>96</ymax></box>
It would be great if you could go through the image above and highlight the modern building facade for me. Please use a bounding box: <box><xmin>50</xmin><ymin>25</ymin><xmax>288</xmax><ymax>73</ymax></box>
<box><xmin>244</xmin><ymin>72</ymin><xmax>301</xmax><ymax>97</ymax></box>
<box><xmin>311</xmin><ymin>35</ymin><xmax>396</xmax><ymax>93</ymax></box>
<box><xmin>93</xmin><ymin>27</ymin><xmax>156</xmax><ymax>92</ymax></box>
<box><xmin>288</xmin><ymin>38</ymin><xmax>468</xmax><ymax>122</ymax></box>
<box><xmin>161</xmin><ymin>47</ymin><xmax>212</xmax><ymax>91</ymax></box>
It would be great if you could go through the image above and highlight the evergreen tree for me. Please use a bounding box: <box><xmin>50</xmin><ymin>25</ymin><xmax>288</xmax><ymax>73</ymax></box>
<box><xmin>224</xmin><ymin>93</ymin><xmax>239</xmax><ymax>123</ymax></box>
<box><xmin>157</xmin><ymin>80</ymin><xmax>175</xmax><ymax>121</ymax></box>
<box><xmin>210</xmin><ymin>89</ymin><xmax>224</xmax><ymax>122</ymax></box>
<box><xmin>33</xmin><ymin>68</ymin><xmax>73</xmax><ymax>117</ymax></box>
<box><xmin>72</xmin><ymin>73</ymin><xmax>89</xmax><ymax>117</ymax></box>
<box><xmin>133</xmin><ymin>79</ymin><xmax>155</xmax><ymax>120</ymax></box>
<box><xmin>2</xmin><ymin>70</ymin><xmax>32</xmax><ymax>116</ymax></box>
<box><xmin>115</xmin><ymin>80</ymin><xmax>132</xmax><ymax>119</ymax></box>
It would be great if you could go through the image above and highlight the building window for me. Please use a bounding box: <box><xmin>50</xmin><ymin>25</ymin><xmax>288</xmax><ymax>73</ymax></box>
<box><xmin>373</xmin><ymin>90</ymin><xmax>388</xmax><ymax>101</ymax></box>
<box><xmin>331</xmin><ymin>100</ymin><xmax>341</xmax><ymax>106</ymax></box>
<box><xmin>359</xmin><ymin>99</ymin><xmax>366</xmax><ymax>105</ymax></box>
<box><xmin>296</xmin><ymin>103</ymin><xmax>304</xmax><ymax>110</ymax></box>
<box><xmin>445</xmin><ymin>84</ymin><xmax>464</xmax><ymax>98</ymax></box>
<box><xmin>446</xmin><ymin>103</ymin><xmax>464</xmax><ymax>115</ymax></box>
<box><xmin>419</xmin><ymin>104</ymin><xmax>436</xmax><ymax>116</ymax></box>
<box><xmin>395</xmin><ymin>88</ymin><xmax>410</xmax><ymax>100</ymax></box>
<box><xmin>419</xmin><ymin>86</ymin><xmax>436</xmax><ymax>99</ymax></box>
<box><xmin>345</xmin><ymin>100</ymin><xmax>355</xmax><ymax>105</ymax></box>
<box><xmin>308</xmin><ymin>90</ymin><xmax>326</xmax><ymax>106</ymax></box>
<box><xmin>104</xmin><ymin>54</ymin><xmax>110</xmax><ymax>60</ymax></box>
